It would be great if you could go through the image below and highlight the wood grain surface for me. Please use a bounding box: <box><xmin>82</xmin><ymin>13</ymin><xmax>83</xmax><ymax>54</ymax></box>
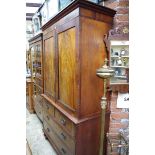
<box><xmin>58</xmin><ymin>27</ymin><xmax>76</xmax><ymax>110</ymax></box>
<box><xmin>40</xmin><ymin>1</ymin><xmax>116</xmax><ymax>154</ymax></box>
<box><xmin>80</xmin><ymin>17</ymin><xmax>111</xmax><ymax>118</ymax></box>
<box><xmin>44</xmin><ymin>37</ymin><xmax>55</xmax><ymax>98</ymax></box>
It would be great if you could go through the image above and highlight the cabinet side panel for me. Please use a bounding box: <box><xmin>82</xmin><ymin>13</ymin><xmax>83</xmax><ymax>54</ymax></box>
<box><xmin>80</xmin><ymin>17</ymin><xmax>112</xmax><ymax>117</ymax></box>
<box><xmin>76</xmin><ymin>116</ymin><xmax>100</xmax><ymax>155</ymax></box>
<box><xmin>44</xmin><ymin>37</ymin><xmax>55</xmax><ymax>98</ymax></box>
<box><xmin>58</xmin><ymin>27</ymin><xmax>76</xmax><ymax>110</ymax></box>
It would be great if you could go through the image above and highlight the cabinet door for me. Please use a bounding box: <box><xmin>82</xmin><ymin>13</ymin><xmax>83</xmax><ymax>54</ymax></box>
<box><xmin>35</xmin><ymin>44</ymin><xmax>42</xmax><ymax>77</ymax></box>
<box><xmin>57</xmin><ymin>20</ymin><xmax>79</xmax><ymax>111</ymax></box>
<box><xmin>30</xmin><ymin>46</ymin><xmax>36</xmax><ymax>79</ymax></box>
<box><xmin>44</xmin><ymin>31</ymin><xmax>56</xmax><ymax>99</ymax></box>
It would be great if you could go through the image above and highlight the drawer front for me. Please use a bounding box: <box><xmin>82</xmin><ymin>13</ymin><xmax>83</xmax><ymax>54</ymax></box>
<box><xmin>55</xmin><ymin>109</ymin><xmax>75</xmax><ymax>136</ymax></box>
<box><xmin>35</xmin><ymin>103</ymin><xmax>43</xmax><ymax>122</ymax></box>
<box><xmin>44</xmin><ymin>120</ymin><xmax>74</xmax><ymax>155</ymax></box>
<box><xmin>34</xmin><ymin>95</ymin><xmax>43</xmax><ymax>106</ymax></box>
<box><xmin>43</xmin><ymin>112</ymin><xmax>52</xmax><ymax>126</ymax></box>
<box><xmin>44</xmin><ymin>113</ymin><xmax>75</xmax><ymax>152</ymax></box>
<box><xmin>36</xmin><ymin>95</ymin><xmax>43</xmax><ymax>104</ymax></box>
<box><xmin>26</xmin><ymin>86</ymin><xmax>28</xmax><ymax>95</ymax></box>
<box><xmin>33</xmin><ymin>95</ymin><xmax>43</xmax><ymax>108</ymax></box>
<box><xmin>26</xmin><ymin>95</ymin><xmax>29</xmax><ymax>104</ymax></box>
<box><xmin>43</xmin><ymin>99</ymin><xmax>54</xmax><ymax>117</ymax></box>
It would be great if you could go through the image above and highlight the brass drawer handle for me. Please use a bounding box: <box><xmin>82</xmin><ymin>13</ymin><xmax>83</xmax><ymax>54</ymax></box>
<box><xmin>60</xmin><ymin>132</ymin><xmax>66</xmax><ymax>140</ymax></box>
<box><xmin>47</xmin><ymin>128</ymin><xmax>50</xmax><ymax>132</ymax></box>
<box><xmin>60</xmin><ymin>118</ymin><xmax>66</xmax><ymax>126</ymax></box>
<box><xmin>61</xmin><ymin>148</ymin><xmax>66</xmax><ymax>154</ymax></box>
<box><xmin>46</xmin><ymin>115</ymin><xmax>49</xmax><ymax>120</ymax></box>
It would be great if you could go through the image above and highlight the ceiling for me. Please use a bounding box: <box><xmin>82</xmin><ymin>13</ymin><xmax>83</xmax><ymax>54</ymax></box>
<box><xmin>26</xmin><ymin>0</ymin><xmax>44</xmax><ymax>21</ymax></box>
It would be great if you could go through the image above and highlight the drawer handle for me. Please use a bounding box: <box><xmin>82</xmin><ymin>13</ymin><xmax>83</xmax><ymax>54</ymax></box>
<box><xmin>60</xmin><ymin>133</ymin><xmax>66</xmax><ymax>140</ymax></box>
<box><xmin>60</xmin><ymin>118</ymin><xmax>66</xmax><ymax>126</ymax></box>
<box><xmin>46</xmin><ymin>115</ymin><xmax>49</xmax><ymax>120</ymax></box>
<box><xmin>47</xmin><ymin>128</ymin><xmax>50</xmax><ymax>132</ymax></box>
<box><xmin>61</xmin><ymin>148</ymin><xmax>66</xmax><ymax>154</ymax></box>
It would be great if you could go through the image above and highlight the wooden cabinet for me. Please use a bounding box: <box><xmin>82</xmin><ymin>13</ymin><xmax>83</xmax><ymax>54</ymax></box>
<box><xmin>26</xmin><ymin>47</ymin><xmax>34</xmax><ymax>113</ymax></box>
<box><xmin>42</xmin><ymin>0</ymin><xmax>116</xmax><ymax>154</ymax></box>
<box><xmin>28</xmin><ymin>33</ymin><xmax>44</xmax><ymax>121</ymax></box>
<box><xmin>26</xmin><ymin>78</ymin><xmax>34</xmax><ymax>113</ymax></box>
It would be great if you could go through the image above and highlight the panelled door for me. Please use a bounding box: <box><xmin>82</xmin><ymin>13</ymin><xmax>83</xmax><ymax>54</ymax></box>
<box><xmin>43</xmin><ymin>30</ymin><xmax>56</xmax><ymax>100</ymax></box>
<box><xmin>56</xmin><ymin>19</ymin><xmax>80</xmax><ymax>112</ymax></box>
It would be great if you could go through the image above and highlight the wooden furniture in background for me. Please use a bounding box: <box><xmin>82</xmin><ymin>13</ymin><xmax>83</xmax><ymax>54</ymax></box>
<box><xmin>41</xmin><ymin>0</ymin><xmax>115</xmax><ymax>155</ymax></box>
<box><xmin>26</xmin><ymin>78</ymin><xmax>34</xmax><ymax>113</ymax></box>
<box><xmin>28</xmin><ymin>33</ymin><xmax>44</xmax><ymax>121</ymax></box>
<box><xmin>110</xmin><ymin>41</ymin><xmax>129</xmax><ymax>93</ymax></box>
<box><xmin>26</xmin><ymin>44</ymin><xmax>34</xmax><ymax>113</ymax></box>
<box><xmin>26</xmin><ymin>50</ymin><xmax>31</xmax><ymax>76</ymax></box>
<box><xmin>103</xmin><ymin>36</ymin><xmax>129</xmax><ymax>93</ymax></box>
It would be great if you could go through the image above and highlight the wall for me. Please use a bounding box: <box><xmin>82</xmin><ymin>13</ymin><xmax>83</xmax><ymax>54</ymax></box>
<box><xmin>104</xmin><ymin>0</ymin><xmax>129</xmax><ymax>154</ymax></box>
<box><xmin>107</xmin><ymin>92</ymin><xmax>129</xmax><ymax>155</ymax></box>
<box><xmin>105</xmin><ymin>0</ymin><xmax>129</xmax><ymax>40</ymax></box>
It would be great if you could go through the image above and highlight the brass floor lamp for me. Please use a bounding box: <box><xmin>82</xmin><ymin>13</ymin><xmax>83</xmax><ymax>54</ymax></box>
<box><xmin>96</xmin><ymin>58</ymin><xmax>114</xmax><ymax>155</ymax></box>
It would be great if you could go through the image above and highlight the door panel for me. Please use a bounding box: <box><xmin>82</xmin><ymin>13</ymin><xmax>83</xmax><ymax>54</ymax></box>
<box><xmin>58</xmin><ymin>27</ymin><xmax>76</xmax><ymax>110</ymax></box>
<box><xmin>44</xmin><ymin>36</ymin><xmax>55</xmax><ymax>98</ymax></box>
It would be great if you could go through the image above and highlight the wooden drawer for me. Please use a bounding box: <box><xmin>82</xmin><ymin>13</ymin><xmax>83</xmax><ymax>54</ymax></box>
<box><xmin>44</xmin><ymin>120</ymin><xmax>74</xmax><ymax>155</ymax></box>
<box><xmin>43</xmin><ymin>111</ymin><xmax>52</xmax><ymax>127</ymax></box>
<box><xmin>33</xmin><ymin>95</ymin><xmax>43</xmax><ymax>107</ymax></box>
<box><xmin>26</xmin><ymin>95</ymin><xmax>29</xmax><ymax>104</ymax></box>
<box><xmin>43</xmin><ymin>99</ymin><xmax>54</xmax><ymax>117</ymax></box>
<box><xmin>55</xmin><ymin>109</ymin><xmax>75</xmax><ymax>137</ymax></box>
<box><xmin>33</xmin><ymin>95</ymin><xmax>43</xmax><ymax>106</ymax></box>
<box><xmin>26</xmin><ymin>86</ymin><xmax>28</xmax><ymax>95</ymax></box>
<box><xmin>36</xmin><ymin>95</ymin><xmax>43</xmax><ymax>103</ymax></box>
<box><xmin>35</xmin><ymin>103</ymin><xmax>43</xmax><ymax>122</ymax></box>
<box><xmin>44</xmin><ymin>113</ymin><xmax>75</xmax><ymax>152</ymax></box>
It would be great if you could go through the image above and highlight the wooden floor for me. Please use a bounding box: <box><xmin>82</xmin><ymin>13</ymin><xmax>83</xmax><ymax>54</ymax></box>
<box><xmin>26</xmin><ymin>141</ymin><xmax>32</xmax><ymax>155</ymax></box>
